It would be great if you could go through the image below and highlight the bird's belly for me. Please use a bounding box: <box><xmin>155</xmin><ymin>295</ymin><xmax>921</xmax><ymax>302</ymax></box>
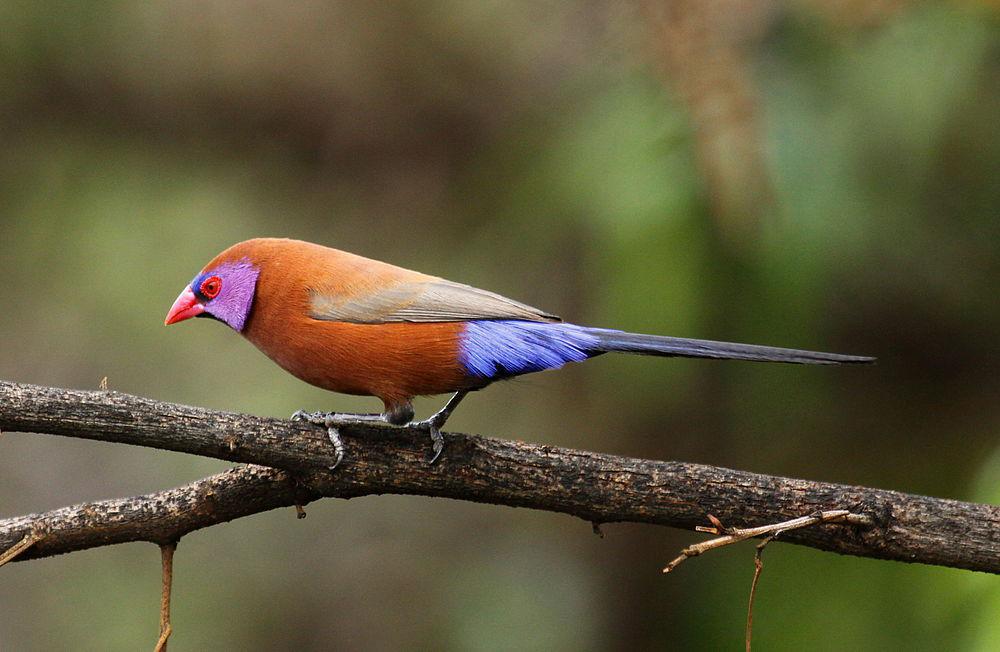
<box><xmin>245</xmin><ymin>319</ymin><xmax>474</xmax><ymax>403</ymax></box>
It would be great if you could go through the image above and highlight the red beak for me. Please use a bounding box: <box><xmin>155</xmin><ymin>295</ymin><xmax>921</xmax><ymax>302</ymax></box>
<box><xmin>164</xmin><ymin>286</ymin><xmax>205</xmax><ymax>325</ymax></box>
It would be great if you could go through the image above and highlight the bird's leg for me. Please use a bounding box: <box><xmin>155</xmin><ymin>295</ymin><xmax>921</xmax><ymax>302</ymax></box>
<box><xmin>290</xmin><ymin>410</ymin><xmax>389</xmax><ymax>471</ymax></box>
<box><xmin>291</xmin><ymin>410</ymin><xmax>386</xmax><ymax>425</ymax></box>
<box><xmin>411</xmin><ymin>390</ymin><xmax>469</xmax><ymax>464</ymax></box>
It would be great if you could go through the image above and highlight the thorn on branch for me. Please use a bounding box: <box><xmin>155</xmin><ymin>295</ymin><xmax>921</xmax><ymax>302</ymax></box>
<box><xmin>699</xmin><ymin>513</ymin><xmax>728</xmax><ymax>535</ymax></box>
<box><xmin>285</xmin><ymin>471</ymin><xmax>320</xmax><ymax>517</ymax></box>
<box><xmin>0</xmin><ymin>530</ymin><xmax>45</xmax><ymax>568</ymax></box>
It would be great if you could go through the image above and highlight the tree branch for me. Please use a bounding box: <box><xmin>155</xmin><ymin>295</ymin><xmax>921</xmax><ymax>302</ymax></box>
<box><xmin>1</xmin><ymin>380</ymin><xmax>998</xmax><ymax>573</ymax></box>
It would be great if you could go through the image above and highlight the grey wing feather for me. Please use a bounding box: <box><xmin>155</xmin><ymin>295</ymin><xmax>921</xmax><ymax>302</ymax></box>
<box><xmin>309</xmin><ymin>280</ymin><xmax>560</xmax><ymax>323</ymax></box>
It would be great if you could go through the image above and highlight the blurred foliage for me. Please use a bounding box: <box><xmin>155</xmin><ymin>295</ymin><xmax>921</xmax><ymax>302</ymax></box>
<box><xmin>0</xmin><ymin>2</ymin><xmax>998</xmax><ymax>650</ymax></box>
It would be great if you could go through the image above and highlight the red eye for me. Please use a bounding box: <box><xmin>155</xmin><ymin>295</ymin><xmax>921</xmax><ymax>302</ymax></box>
<box><xmin>200</xmin><ymin>276</ymin><xmax>222</xmax><ymax>299</ymax></box>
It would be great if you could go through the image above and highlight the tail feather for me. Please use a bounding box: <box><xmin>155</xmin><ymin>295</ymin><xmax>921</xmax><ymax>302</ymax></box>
<box><xmin>586</xmin><ymin>328</ymin><xmax>875</xmax><ymax>365</ymax></box>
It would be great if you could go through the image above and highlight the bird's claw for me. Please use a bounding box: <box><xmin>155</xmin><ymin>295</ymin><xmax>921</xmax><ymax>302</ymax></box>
<box><xmin>291</xmin><ymin>410</ymin><xmax>345</xmax><ymax>470</ymax></box>
<box><xmin>291</xmin><ymin>410</ymin><xmax>325</xmax><ymax>425</ymax></box>
<box><xmin>427</xmin><ymin>426</ymin><xmax>444</xmax><ymax>464</ymax></box>
<box><xmin>325</xmin><ymin>425</ymin><xmax>345</xmax><ymax>470</ymax></box>
<box><xmin>412</xmin><ymin>418</ymin><xmax>445</xmax><ymax>464</ymax></box>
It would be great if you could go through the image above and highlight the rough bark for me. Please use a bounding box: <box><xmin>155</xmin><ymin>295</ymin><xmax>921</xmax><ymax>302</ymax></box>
<box><xmin>1</xmin><ymin>380</ymin><xmax>997</xmax><ymax>572</ymax></box>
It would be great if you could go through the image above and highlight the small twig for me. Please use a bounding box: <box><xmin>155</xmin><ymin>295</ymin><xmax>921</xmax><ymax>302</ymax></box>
<box><xmin>745</xmin><ymin>534</ymin><xmax>776</xmax><ymax>652</ymax></box>
<box><xmin>667</xmin><ymin>511</ymin><xmax>868</xmax><ymax>649</ymax></box>
<box><xmin>0</xmin><ymin>530</ymin><xmax>44</xmax><ymax>568</ymax></box>
<box><xmin>663</xmin><ymin>509</ymin><xmax>868</xmax><ymax>573</ymax></box>
<box><xmin>155</xmin><ymin>542</ymin><xmax>177</xmax><ymax>652</ymax></box>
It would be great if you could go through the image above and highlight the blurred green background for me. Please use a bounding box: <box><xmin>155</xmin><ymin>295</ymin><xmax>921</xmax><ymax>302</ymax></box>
<box><xmin>1</xmin><ymin>2</ymin><xmax>998</xmax><ymax>650</ymax></box>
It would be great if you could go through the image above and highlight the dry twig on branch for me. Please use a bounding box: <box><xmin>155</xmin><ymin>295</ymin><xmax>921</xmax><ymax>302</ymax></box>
<box><xmin>0</xmin><ymin>380</ymin><xmax>998</xmax><ymax>574</ymax></box>
<box><xmin>663</xmin><ymin>511</ymin><xmax>877</xmax><ymax>651</ymax></box>
<box><xmin>155</xmin><ymin>542</ymin><xmax>176</xmax><ymax>652</ymax></box>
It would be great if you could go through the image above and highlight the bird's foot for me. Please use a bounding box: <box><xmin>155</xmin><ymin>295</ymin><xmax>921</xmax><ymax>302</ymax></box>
<box><xmin>407</xmin><ymin>390</ymin><xmax>469</xmax><ymax>464</ymax></box>
<box><xmin>292</xmin><ymin>392</ymin><xmax>469</xmax><ymax>466</ymax></box>
<box><xmin>290</xmin><ymin>410</ymin><xmax>385</xmax><ymax>470</ymax></box>
<box><xmin>410</xmin><ymin>418</ymin><xmax>445</xmax><ymax>464</ymax></box>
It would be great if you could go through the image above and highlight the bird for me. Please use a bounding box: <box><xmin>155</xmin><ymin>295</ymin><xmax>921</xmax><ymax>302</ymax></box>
<box><xmin>165</xmin><ymin>237</ymin><xmax>874</xmax><ymax>466</ymax></box>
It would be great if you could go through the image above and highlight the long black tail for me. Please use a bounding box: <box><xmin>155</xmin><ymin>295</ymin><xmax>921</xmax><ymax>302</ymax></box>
<box><xmin>585</xmin><ymin>328</ymin><xmax>875</xmax><ymax>365</ymax></box>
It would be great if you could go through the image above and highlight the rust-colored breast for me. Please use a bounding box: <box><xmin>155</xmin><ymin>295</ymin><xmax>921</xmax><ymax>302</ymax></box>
<box><xmin>248</xmin><ymin>313</ymin><xmax>473</xmax><ymax>406</ymax></box>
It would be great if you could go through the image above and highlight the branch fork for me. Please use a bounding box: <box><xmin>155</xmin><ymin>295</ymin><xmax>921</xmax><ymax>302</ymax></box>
<box><xmin>1</xmin><ymin>380</ymin><xmax>998</xmax><ymax>575</ymax></box>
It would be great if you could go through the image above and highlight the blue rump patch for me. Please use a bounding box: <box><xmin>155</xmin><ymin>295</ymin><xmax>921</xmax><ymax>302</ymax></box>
<box><xmin>459</xmin><ymin>320</ymin><xmax>599</xmax><ymax>379</ymax></box>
